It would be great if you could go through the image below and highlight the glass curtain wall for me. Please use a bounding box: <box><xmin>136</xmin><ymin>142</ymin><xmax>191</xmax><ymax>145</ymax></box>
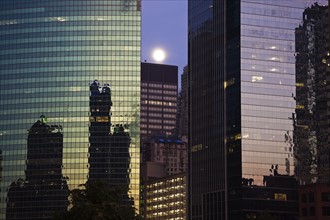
<box><xmin>189</xmin><ymin>0</ymin><xmax>328</xmax><ymax>219</ymax></box>
<box><xmin>0</xmin><ymin>0</ymin><xmax>141</xmax><ymax>218</ymax></box>
<box><xmin>189</xmin><ymin>0</ymin><xmax>227</xmax><ymax>219</ymax></box>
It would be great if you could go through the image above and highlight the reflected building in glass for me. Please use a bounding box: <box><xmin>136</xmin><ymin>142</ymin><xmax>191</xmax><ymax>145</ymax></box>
<box><xmin>295</xmin><ymin>3</ymin><xmax>329</xmax><ymax>185</ymax></box>
<box><xmin>6</xmin><ymin>116</ymin><xmax>68</xmax><ymax>220</ymax></box>
<box><xmin>0</xmin><ymin>0</ymin><xmax>141</xmax><ymax>218</ymax></box>
<box><xmin>89</xmin><ymin>81</ymin><xmax>132</xmax><ymax>200</ymax></box>
<box><xmin>88</xmin><ymin>80</ymin><xmax>113</xmax><ymax>181</ymax></box>
<box><xmin>188</xmin><ymin>0</ymin><xmax>327</xmax><ymax>219</ymax></box>
<box><xmin>295</xmin><ymin>4</ymin><xmax>330</xmax><ymax>219</ymax></box>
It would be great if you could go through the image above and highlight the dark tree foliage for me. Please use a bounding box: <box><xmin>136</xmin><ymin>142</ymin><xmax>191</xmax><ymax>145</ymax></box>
<box><xmin>54</xmin><ymin>180</ymin><xmax>141</xmax><ymax>220</ymax></box>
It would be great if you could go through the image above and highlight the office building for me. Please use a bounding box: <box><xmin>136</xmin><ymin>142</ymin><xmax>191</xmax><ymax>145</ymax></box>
<box><xmin>295</xmin><ymin>4</ymin><xmax>330</xmax><ymax>220</ymax></box>
<box><xmin>141</xmin><ymin>62</ymin><xmax>178</xmax><ymax>141</ymax></box>
<box><xmin>295</xmin><ymin>3</ymin><xmax>329</xmax><ymax>185</ymax></box>
<box><xmin>140</xmin><ymin>135</ymin><xmax>187</xmax><ymax>218</ymax></box>
<box><xmin>144</xmin><ymin>173</ymin><xmax>186</xmax><ymax>220</ymax></box>
<box><xmin>188</xmin><ymin>0</ymin><xmax>327</xmax><ymax>219</ymax></box>
<box><xmin>141</xmin><ymin>135</ymin><xmax>188</xmax><ymax>182</ymax></box>
<box><xmin>0</xmin><ymin>1</ymin><xmax>141</xmax><ymax>218</ymax></box>
<box><xmin>299</xmin><ymin>183</ymin><xmax>330</xmax><ymax>219</ymax></box>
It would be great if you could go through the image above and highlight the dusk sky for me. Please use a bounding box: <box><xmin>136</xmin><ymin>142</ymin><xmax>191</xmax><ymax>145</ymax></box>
<box><xmin>142</xmin><ymin>0</ymin><xmax>188</xmax><ymax>78</ymax></box>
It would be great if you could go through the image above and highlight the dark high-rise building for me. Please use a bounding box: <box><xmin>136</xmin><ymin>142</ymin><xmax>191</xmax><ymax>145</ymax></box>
<box><xmin>295</xmin><ymin>3</ymin><xmax>329</xmax><ymax>185</ymax></box>
<box><xmin>0</xmin><ymin>150</ymin><xmax>2</xmax><ymax>183</ymax></box>
<box><xmin>88</xmin><ymin>80</ymin><xmax>113</xmax><ymax>180</ymax></box>
<box><xmin>141</xmin><ymin>62</ymin><xmax>178</xmax><ymax>141</ymax></box>
<box><xmin>0</xmin><ymin>1</ymin><xmax>141</xmax><ymax>218</ymax></box>
<box><xmin>188</xmin><ymin>0</ymin><xmax>327</xmax><ymax>219</ymax></box>
<box><xmin>89</xmin><ymin>80</ymin><xmax>131</xmax><ymax>185</ymax></box>
<box><xmin>295</xmin><ymin>4</ymin><xmax>330</xmax><ymax>219</ymax></box>
<box><xmin>6</xmin><ymin>117</ymin><xmax>68</xmax><ymax>220</ymax></box>
<box><xmin>110</xmin><ymin>124</ymin><xmax>131</xmax><ymax>186</ymax></box>
<box><xmin>177</xmin><ymin>66</ymin><xmax>189</xmax><ymax>138</ymax></box>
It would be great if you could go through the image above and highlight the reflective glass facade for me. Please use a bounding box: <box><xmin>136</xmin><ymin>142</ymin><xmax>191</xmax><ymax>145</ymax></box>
<box><xmin>0</xmin><ymin>0</ymin><xmax>141</xmax><ymax>218</ymax></box>
<box><xmin>295</xmin><ymin>4</ymin><xmax>329</xmax><ymax>185</ymax></box>
<box><xmin>188</xmin><ymin>0</ymin><xmax>327</xmax><ymax>219</ymax></box>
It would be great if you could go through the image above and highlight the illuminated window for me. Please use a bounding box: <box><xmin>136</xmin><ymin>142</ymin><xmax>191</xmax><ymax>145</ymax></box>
<box><xmin>296</xmin><ymin>105</ymin><xmax>305</xmax><ymax>109</ymax></box>
<box><xmin>296</xmin><ymin>83</ymin><xmax>304</xmax><ymax>87</ymax></box>
<box><xmin>251</xmin><ymin>76</ymin><xmax>263</xmax><ymax>82</ymax></box>
<box><xmin>274</xmin><ymin>193</ymin><xmax>287</xmax><ymax>201</ymax></box>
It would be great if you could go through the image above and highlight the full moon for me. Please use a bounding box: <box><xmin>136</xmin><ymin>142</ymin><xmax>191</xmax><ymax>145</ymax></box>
<box><xmin>152</xmin><ymin>48</ymin><xmax>166</xmax><ymax>62</ymax></box>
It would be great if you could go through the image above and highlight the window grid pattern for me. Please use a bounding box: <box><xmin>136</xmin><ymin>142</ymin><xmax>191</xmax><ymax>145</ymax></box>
<box><xmin>0</xmin><ymin>0</ymin><xmax>141</xmax><ymax>218</ymax></box>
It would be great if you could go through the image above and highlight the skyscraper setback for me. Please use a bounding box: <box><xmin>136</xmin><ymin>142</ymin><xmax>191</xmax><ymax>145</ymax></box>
<box><xmin>0</xmin><ymin>0</ymin><xmax>141</xmax><ymax>218</ymax></box>
<box><xmin>89</xmin><ymin>81</ymin><xmax>113</xmax><ymax>181</ymax></box>
<box><xmin>188</xmin><ymin>0</ymin><xmax>327</xmax><ymax>219</ymax></box>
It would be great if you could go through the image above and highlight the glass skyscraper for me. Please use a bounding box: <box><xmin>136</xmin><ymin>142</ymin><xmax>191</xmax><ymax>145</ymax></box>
<box><xmin>0</xmin><ymin>0</ymin><xmax>141</xmax><ymax>218</ymax></box>
<box><xmin>188</xmin><ymin>0</ymin><xmax>328</xmax><ymax>219</ymax></box>
<box><xmin>295</xmin><ymin>3</ymin><xmax>329</xmax><ymax>185</ymax></box>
